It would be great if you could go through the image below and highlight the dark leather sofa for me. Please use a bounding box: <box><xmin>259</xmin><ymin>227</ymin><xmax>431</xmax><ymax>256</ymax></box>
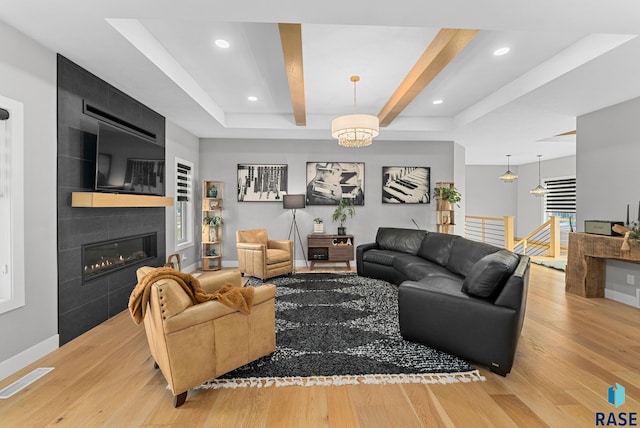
<box><xmin>356</xmin><ymin>227</ymin><xmax>530</xmax><ymax>376</ymax></box>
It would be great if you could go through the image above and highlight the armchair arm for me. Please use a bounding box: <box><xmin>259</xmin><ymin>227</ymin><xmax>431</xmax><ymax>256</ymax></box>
<box><xmin>237</xmin><ymin>242</ymin><xmax>266</xmax><ymax>252</ymax></box>
<box><xmin>268</xmin><ymin>240</ymin><xmax>293</xmax><ymax>252</ymax></box>
<box><xmin>164</xmin><ymin>284</ymin><xmax>276</xmax><ymax>333</ymax></box>
<box><xmin>199</xmin><ymin>270</ymin><xmax>241</xmax><ymax>293</ymax></box>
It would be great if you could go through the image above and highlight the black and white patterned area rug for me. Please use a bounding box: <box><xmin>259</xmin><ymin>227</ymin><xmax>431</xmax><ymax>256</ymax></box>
<box><xmin>197</xmin><ymin>273</ymin><xmax>484</xmax><ymax>389</ymax></box>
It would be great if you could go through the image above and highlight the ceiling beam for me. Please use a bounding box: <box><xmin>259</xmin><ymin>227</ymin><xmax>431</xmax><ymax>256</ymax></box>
<box><xmin>377</xmin><ymin>28</ymin><xmax>478</xmax><ymax>127</ymax></box>
<box><xmin>278</xmin><ymin>23</ymin><xmax>306</xmax><ymax>126</ymax></box>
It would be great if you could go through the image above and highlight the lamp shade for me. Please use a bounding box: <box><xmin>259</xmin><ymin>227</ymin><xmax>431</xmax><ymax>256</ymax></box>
<box><xmin>499</xmin><ymin>154</ymin><xmax>518</xmax><ymax>182</ymax></box>
<box><xmin>331</xmin><ymin>114</ymin><xmax>380</xmax><ymax>148</ymax></box>
<box><xmin>530</xmin><ymin>154</ymin><xmax>548</xmax><ymax>197</ymax></box>
<box><xmin>283</xmin><ymin>194</ymin><xmax>305</xmax><ymax>209</ymax></box>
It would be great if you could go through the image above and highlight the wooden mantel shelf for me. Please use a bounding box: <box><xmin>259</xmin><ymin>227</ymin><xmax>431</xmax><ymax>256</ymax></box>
<box><xmin>71</xmin><ymin>192</ymin><xmax>173</xmax><ymax>208</ymax></box>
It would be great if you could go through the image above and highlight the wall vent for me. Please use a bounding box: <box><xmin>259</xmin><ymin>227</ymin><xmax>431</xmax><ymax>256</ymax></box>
<box><xmin>0</xmin><ymin>367</ymin><xmax>54</xmax><ymax>399</ymax></box>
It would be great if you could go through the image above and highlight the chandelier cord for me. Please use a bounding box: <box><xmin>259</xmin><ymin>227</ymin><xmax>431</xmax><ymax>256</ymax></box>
<box><xmin>352</xmin><ymin>80</ymin><xmax>357</xmax><ymax>114</ymax></box>
<box><xmin>538</xmin><ymin>155</ymin><xmax>542</xmax><ymax>185</ymax></box>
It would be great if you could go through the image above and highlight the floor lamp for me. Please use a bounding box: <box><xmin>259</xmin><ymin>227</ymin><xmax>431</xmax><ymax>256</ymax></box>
<box><xmin>283</xmin><ymin>194</ymin><xmax>308</xmax><ymax>272</ymax></box>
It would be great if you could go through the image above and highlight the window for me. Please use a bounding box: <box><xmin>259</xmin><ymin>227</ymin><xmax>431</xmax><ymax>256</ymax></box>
<box><xmin>175</xmin><ymin>158</ymin><xmax>193</xmax><ymax>248</ymax></box>
<box><xmin>0</xmin><ymin>96</ymin><xmax>25</xmax><ymax>314</ymax></box>
<box><xmin>545</xmin><ymin>176</ymin><xmax>576</xmax><ymax>248</ymax></box>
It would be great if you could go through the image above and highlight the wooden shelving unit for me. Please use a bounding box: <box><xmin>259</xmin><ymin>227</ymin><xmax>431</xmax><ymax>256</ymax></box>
<box><xmin>202</xmin><ymin>180</ymin><xmax>223</xmax><ymax>271</ymax></box>
<box><xmin>71</xmin><ymin>192</ymin><xmax>173</xmax><ymax>207</ymax></box>
<box><xmin>435</xmin><ymin>181</ymin><xmax>455</xmax><ymax>234</ymax></box>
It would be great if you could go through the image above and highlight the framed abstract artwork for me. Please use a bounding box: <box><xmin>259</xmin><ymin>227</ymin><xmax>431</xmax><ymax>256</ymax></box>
<box><xmin>306</xmin><ymin>162</ymin><xmax>365</xmax><ymax>206</ymax></box>
<box><xmin>382</xmin><ymin>166</ymin><xmax>430</xmax><ymax>204</ymax></box>
<box><xmin>237</xmin><ymin>164</ymin><xmax>288</xmax><ymax>202</ymax></box>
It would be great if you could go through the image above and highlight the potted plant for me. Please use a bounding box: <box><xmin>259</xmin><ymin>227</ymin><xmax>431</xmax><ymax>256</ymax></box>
<box><xmin>313</xmin><ymin>217</ymin><xmax>324</xmax><ymax>234</ymax></box>
<box><xmin>331</xmin><ymin>198</ymin><xmax>356</xmax><ymax>235</ymax></box>
<box><xmin>203</xmin><ymin>215</ymin><xmax>223</xmax><ymax>242</ymax></box>
<box><xmin>433</xmin><ymin>186</ymin><xmax>462</xmax><ymax>210</ymax></box>
<box><xmin>207</xmin><ymin>184</ymin><xmax>218</xmax><ymax>198</ymax></box>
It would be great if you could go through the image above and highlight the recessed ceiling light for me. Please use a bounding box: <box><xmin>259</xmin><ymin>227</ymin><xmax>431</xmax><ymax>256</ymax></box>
<box><xmin>247</xmin><ymin>96</ymin><xmax>258</xmax><ymax>102</ymax></box>
<box><xmin>433</xmin><ymin>99</ymin><xmax>443</xmax><ymax>105</ymax></box>
<box><xmin>493</xmin><ymin>47</ymin><xmax>510</xmax><ymax>56</ymax></box>
<box><xmin>215</xmin><ymin>39</ymin><xmax>230</xmax><ymax>49</ymax></box>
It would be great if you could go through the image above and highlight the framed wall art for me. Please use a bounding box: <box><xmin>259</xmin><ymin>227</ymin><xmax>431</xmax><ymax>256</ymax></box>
<box><xmin>382</xmin><ymin>166</ymin><xmax>430</xmax><ymax>204</ymax></box>
<box><xmin>306</xmin><ymin>162</ymin><xmax>365</xmax><ymax>206</ymax></box>
<box><xmin>237</xmin><ymin>164</ymin><xmax>288</xmax><ymax>202</ymax></box>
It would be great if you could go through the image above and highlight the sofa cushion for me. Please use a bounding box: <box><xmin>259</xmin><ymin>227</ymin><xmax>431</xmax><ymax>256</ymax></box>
<box><xmin>376</xmin><ymin>227</ymin><xmax>426</xmax><ymax>255</ymax></box>
<box><xmin>405</xmin><ymin>263</ymin><xmax>463</xmax><ymax>282</ymax></box>
<box><xmin>362</xmin><ymin>249</ymin><xmax>399</xmax><ymax>266</ymax></box>
<box><xmin>462</xmin><ymin>250</ymin><xmax>520</xmax><ymax>299</ymax></box>
<box><xmin>266</xmin><ymin>248</ymin><xmax>290</xmax><ymax>264</ymax></box>
<box><xmin>417</xmin><ymin>233</ymin><xmax>459</xmax><ymax>266</ymax></box>
<box><xmin>392</xmin><ymin>254</ymin><xmax>430</xmax><ymax>272</ymax></box>
<box><xmin>446</xmin><ymin>239</ymin><xmax>500</xmax><ymax>277</ymax></box>
<box><xmin>407</xmin><ymin>277</ymin><xmax>468</xmax><ymax>299</ymax></box>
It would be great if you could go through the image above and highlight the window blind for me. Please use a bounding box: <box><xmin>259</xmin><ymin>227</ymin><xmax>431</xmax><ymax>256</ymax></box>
<box><xmin>176</xmin><ymin>162</ymin><xmax>191</xmax><ymax>202</ymax></box>
<box><xmin>544</xmin><ymin>177</ymin><xmax>576</xmax><ymax>213</ymax></box>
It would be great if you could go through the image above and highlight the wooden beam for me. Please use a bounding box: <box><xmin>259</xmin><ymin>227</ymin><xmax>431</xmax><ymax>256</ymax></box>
<box><xmin>557</xmin><ymin>130</ymin><xmax>576</xmax><ymax>136</ymax></box>
<box><xmin>278</xmin><ymin>23</ymin><xmax>306</xmax><ymax>126</ymax></box>
<box><xmin>377</xmin><ymin>29</ymin><xmax>479</xmax><ymax>127</ymax></box>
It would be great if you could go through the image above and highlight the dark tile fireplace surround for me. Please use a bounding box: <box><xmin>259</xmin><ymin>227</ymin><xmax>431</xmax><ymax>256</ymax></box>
<box><xmin>57</xmin><ymin>55</ymin><xmax>166</xmax><ymax>345</ymax></box>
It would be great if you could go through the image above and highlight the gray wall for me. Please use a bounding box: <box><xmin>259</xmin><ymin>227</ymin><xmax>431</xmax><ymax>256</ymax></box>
<box><xmin>465</xmin><ymin>164</ymin><xmax>518</xmax><ymax>219</ymax></box>
<box><xmin>199</xmin><ymin>139</ymin><xmax>464</xmax><ymax>266</ymax></box>
<box><xmin>577</xmin><ymin>97</ymin><xmax>640</xmax><ymax>305</ymax></box>
<box><xmin>0</xmin><ymin>22</ymin><xmax>58</xmax><ymax>371</ymax></box>
<box><xmin>515</xmin><ymin>155</ymin><xmax>576</xmax><ymax>236</ymax></box>
<box><xmin>465</xmin><ymin>155</ymin><xmax>575</xmax><ymax>238</ymax></box>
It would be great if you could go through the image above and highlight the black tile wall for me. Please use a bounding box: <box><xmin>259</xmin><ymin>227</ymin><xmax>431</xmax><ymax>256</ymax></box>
<box><xmin>57</xmin><ymin>55</ymin><xmax>166</xmax><ymax>345</ymax></box>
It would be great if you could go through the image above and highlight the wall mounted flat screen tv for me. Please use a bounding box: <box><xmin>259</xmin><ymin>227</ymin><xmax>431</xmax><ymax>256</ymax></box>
<box><xmin>95</xmin><ymin>122</ymin><xmax>165</xmax><ymax>196</ymax></box>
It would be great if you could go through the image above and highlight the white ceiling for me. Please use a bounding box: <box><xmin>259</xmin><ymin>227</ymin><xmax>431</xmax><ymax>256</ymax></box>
<box><xmin>2</xmin><ymin>0</ymin><xmax>640</xmax><ymax>165</ymax></box>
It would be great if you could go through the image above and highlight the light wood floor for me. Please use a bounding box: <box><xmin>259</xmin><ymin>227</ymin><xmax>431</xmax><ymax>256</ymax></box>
<box><xmin>2</xmin><ymin>264</ymin><xmax>639</xmax><ymax>427</ymax></box>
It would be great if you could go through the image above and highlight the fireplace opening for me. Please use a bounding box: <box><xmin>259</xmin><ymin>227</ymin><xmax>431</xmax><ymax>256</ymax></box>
<box><xmin>82</xmin><ymin>233</ymin><xmax>157</xmax><ymax>282</ymax></box>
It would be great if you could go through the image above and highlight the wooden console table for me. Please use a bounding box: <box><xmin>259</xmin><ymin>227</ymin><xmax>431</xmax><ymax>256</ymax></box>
<box><xmin>307</xmin><ymin>234</ymin><xmax>354</xmax><ymax>270</ymax></box>
<box><xmin>565</xmin><ymin>232</ymin><xmax>640</xmax><ymax>297</ymax></box>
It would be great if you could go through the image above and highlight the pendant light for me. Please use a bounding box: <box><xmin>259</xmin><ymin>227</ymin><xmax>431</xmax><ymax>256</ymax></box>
<box><xmin>499</xmin><ymin>155</ymin><xmax>518</xmax><ymax>182</ymax></box>
<box><xmin>331</xmin><ymin>75</ymin><xmax>379</xmax><ymax>148</ymax></box>
<box><xmin>530</xmin><ymin>154</ymin><xmax>548</xmax><ymax>196</ymax></box>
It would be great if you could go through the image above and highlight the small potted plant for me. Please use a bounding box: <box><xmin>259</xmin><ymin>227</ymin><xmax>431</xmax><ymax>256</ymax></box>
<box><xmin>207</xmin><ymin>184</ymin><xmax>218</xmax><ymax>198</ymax></box>
<box><xmin>331</xmin><ymin>198</ymin><xmax>356</xmax><ymax>235</ymax></box>
<box><xmin>433</xmin><ymin>186</ymin><xmax>462</xmax><ymax>210</ymax></box>
<box><xmin>203</xmin><ymin>215</ymin><xmax>223</xmax><ymax>242</ymax></box>
<box><xmin>313</xmin><ymin>217</ymin><xmax>324</xmax><ymax>234</ymax></box>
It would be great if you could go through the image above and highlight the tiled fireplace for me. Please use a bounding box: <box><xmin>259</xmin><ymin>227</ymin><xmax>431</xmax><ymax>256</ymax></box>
<box><xmin>82</xmin><ymin>233</ymin><xmax>157</xmax><ymax>283</ymax></box>
<box><xmin>57</xmin><ymin>55</ymin><xmax>166</xmax><ymax>345</ymax></box>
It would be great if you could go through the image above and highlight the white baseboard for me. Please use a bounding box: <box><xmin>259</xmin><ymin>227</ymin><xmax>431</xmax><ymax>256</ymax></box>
<box><xmin>181</xmin><ymin>261</ymin><xmax>199</xmax><ymax>273</ymax></box>
<box><xmin>605</xmin><ymin>288</ymin><xmax>639</xmax><ymax>308</ymax></box>
<box><xmin>0</xmin><ymin>335</ymin><xmax>59</xmax><ymax>382</ymax></box>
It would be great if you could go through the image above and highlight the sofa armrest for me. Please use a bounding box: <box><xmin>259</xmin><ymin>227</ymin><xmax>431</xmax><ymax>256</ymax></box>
<box><xmin>268</xmin><ymin>239</ymin><xmax>293</xmax><ymax>252</ymax></box>
<box><xmin>356</xmin><ymin>242</ymin><xmax>379</xmax><ymax>275</ymax></box>
<box><xmin>494</xmin><ymin>255</ymin><xmax>530</xmax><ymax>310</ymax></box>
<box><xmin>356</xmin><ymin>242</ymin><xmax>378</xmax><ymax>266</ymax></box>
<box><xmin>398</xmin><ymin>281</ymin><xmax>521</xmax><ymax>375</ymax></box>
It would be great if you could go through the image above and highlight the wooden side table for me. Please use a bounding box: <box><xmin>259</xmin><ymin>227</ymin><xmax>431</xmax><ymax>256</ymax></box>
<box><xmin>307</xmin><ymin>234</ymin><xmax>354</xmax><ymax>270</ymax></box>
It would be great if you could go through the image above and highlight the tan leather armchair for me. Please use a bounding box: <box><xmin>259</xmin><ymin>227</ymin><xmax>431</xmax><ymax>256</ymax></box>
<box><xmin>236</xmin><ymin>229</ymin><xmax>293</xmax><ymax>280</ymax></box>
<box><xmin>135</xmin><ymin>267</ymin><xmax>276</xmax><ymax>407</ymax></box>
